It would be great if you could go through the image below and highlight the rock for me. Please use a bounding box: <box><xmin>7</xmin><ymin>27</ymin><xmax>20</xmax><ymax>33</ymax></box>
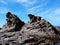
<box><xmin>0</xmin><ymin>12</ymin><xmax>25</xmax><ymax>32</ymax></box>
<box><xmin>6</xmin><ymin>12</ymin><xmax>25</xmax><ymax>31</ymax></box>
<box><xmin>0</xmin><ymin>28</ymin><xmax>1</xmax><ymax>30</ymax></box>
<box><xmin>0</xmin><ymin>13</ymin><xmax>60</xmax><ymax>45</ymax></box>
<box><xmin>20</xmin><ymin>14</ymin><xmax>60</xmax><ymax>45</ymax></box>
<box><xmin>28</xmin><ymin>14</ymin><xmax>41</xmax><ymax>23</ymax></box>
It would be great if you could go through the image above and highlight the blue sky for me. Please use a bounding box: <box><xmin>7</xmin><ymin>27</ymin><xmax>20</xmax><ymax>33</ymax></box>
<box><xmin>0</xmin><ymin>0</ymin><xmax>60</xmax><ymax>27</ymax></box>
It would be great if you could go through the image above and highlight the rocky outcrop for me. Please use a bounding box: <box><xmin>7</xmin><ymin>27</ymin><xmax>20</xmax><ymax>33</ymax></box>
<box><xmin>0</xmin><ymin>12</ymin><xmax>25</xmax><ymax>32</ymax></box>
<box><xmin>0</xmin><ymin>12</ymin><xmax>60</xmax><ymax>45</ymax></box>
<box><xmin>28</xmin><ymin>14</ymin><xmax>59</xmax><ymax>34</ymax></box>
<box><xmin>28</xmin><ymin>14</ymin><xmax>41</xmax><ymax>23</ymax></box>
<box><xmin>19</xmin><ymin>14</ymin><xmax>60</xmax><ymax>45</ymax></box>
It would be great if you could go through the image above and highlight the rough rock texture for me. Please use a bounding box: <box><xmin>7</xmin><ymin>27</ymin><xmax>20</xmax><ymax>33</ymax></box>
<box><xmin>0</xmin><ymin>12</ymin><xmax>60</xmax><ymax>45</ymax></box>
<box><xmin>28</xmin><ymin>14</ymin><xmax>41</xmax><ymax>23</ymax></box>
<box><xmin>56</xmin><ymin>27</ymin><xmax>60</xmax><ymax>32</ymax></box>
<box><xmin>0</xmin><ymin>12</ymin><xmax>25</xmax><ymax>32</ymax></box>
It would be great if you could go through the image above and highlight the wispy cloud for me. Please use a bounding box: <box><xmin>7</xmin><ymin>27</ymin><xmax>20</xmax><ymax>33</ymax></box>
<box><xmin>52</xmin><ymin>8</ymin><xmax>60</xmax><ymax>15</ymax></box>
<box><xmin>0</xmin><ymin>0</ymin><xmax>37</xmax><ymax>8</ymax></box>
<box><xmin>0</xmin><ymin>0</ymin><xmax>7</xmax><ymax>5</ymax></box>
<box><xmin>27</xmin><ymin>0</ymin><xmax>49</xmax><ymax>14</ymax></box>
<box><xmin>16</xmin><ymin>0</ymin><xmax>36</xmax><ymax>4</ymax></box>
<box><xmin>0</xmin><ymin>0</ymin><xmax>49</xmax><ymax>8</ymax></box>
<box><xmin>43</xmin><ymin>8</ymin><xmax>60</xmax><ymax>16</ymax></box>
<box><xmin>27</xmin><ymin>5</ymin><xmax>43</xmax><ymax>14</ymax></box>
<box><xmin>15</xmin><ymin>0</ymin><xmax>37</xmax><ymax>8</ymax></box>
<box><xmin>38</xmin><ymin>8</ymin><xmax>60</xmax><ymax>26</ymax></box>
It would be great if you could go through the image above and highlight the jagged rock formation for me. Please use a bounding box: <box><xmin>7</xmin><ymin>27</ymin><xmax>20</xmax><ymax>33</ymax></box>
<box><xmin>28</xmin><ymin>14</ymin><xmax>58</xmax><ymax>34</ymax></box>
<box><xmin>28</xmin><ymin>14</ymin><xmax>41</xmax><ymax>23</ymax></box>
<box><xmin>0</xmin><ymin>12</ymin><xmax>60</xmax><ymax>45</ymax></box>
<box><xmin>0</xmin><ymin>12</ymin><xmax>25</xmax><ymax>32</ymax></box>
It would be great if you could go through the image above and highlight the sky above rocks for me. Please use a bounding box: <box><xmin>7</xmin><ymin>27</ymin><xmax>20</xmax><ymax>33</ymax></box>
<box><xmin>0</xmin><ymin>0</ymin><xmax>60</xmax><ymax>27</ymax></box>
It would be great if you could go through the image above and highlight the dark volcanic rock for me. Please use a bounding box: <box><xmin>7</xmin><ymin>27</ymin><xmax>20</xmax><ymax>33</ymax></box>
<box><xmin>0</xmin><ymin>12</ymin><xmax>60</xmax><ymax>45</ymax></box>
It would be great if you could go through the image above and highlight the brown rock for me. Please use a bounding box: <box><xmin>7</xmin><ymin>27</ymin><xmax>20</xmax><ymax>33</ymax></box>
<box><xmin>0</xmin><ymin>13</ymin><xmax>60</xmax><ymax>45</ymax></box>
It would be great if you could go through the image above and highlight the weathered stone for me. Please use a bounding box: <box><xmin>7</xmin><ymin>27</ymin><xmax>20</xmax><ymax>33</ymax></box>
<box><xmin>6</xmin><ymin>12</ymin><xmax>25</xmax><ymax>31</ymax></box>
<box><xmin>0</xmin><ymin>12</ymin><xmax>25</xmax><ymax>32</ymax></box>
<box><xmin>28</xmin><ymin>14</ymin><xmax>41</xmax><ymax>23</ymax></box>
<box><xmin>0</xmin><ymin>13</ymin><xmax>60</xmax><ymax>45</ymax></box>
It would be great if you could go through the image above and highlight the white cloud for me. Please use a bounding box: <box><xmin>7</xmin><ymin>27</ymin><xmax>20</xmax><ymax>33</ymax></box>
<box><xmin>27</xmin><ymin>5</ymin><xmax>43</xmax><ymax>14</ymax></box>
<box><xmin>28</xmin><ymin>5</ymin><xmax>42</xmax><ymax>11</ymax></box>
<box><xmin>15</xmin><ymin>0</ymin><xmax>37</xmax><ymax>8</ymax></box>
<box><xmin>27</xmin><ymin>0</ymin><xmax>49</xmax><ymax>14</ymax></box>
<box><xmin>16</xmin><ymin>0</ymin><xmax>36</xmax><ymax>4</ymax></box>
